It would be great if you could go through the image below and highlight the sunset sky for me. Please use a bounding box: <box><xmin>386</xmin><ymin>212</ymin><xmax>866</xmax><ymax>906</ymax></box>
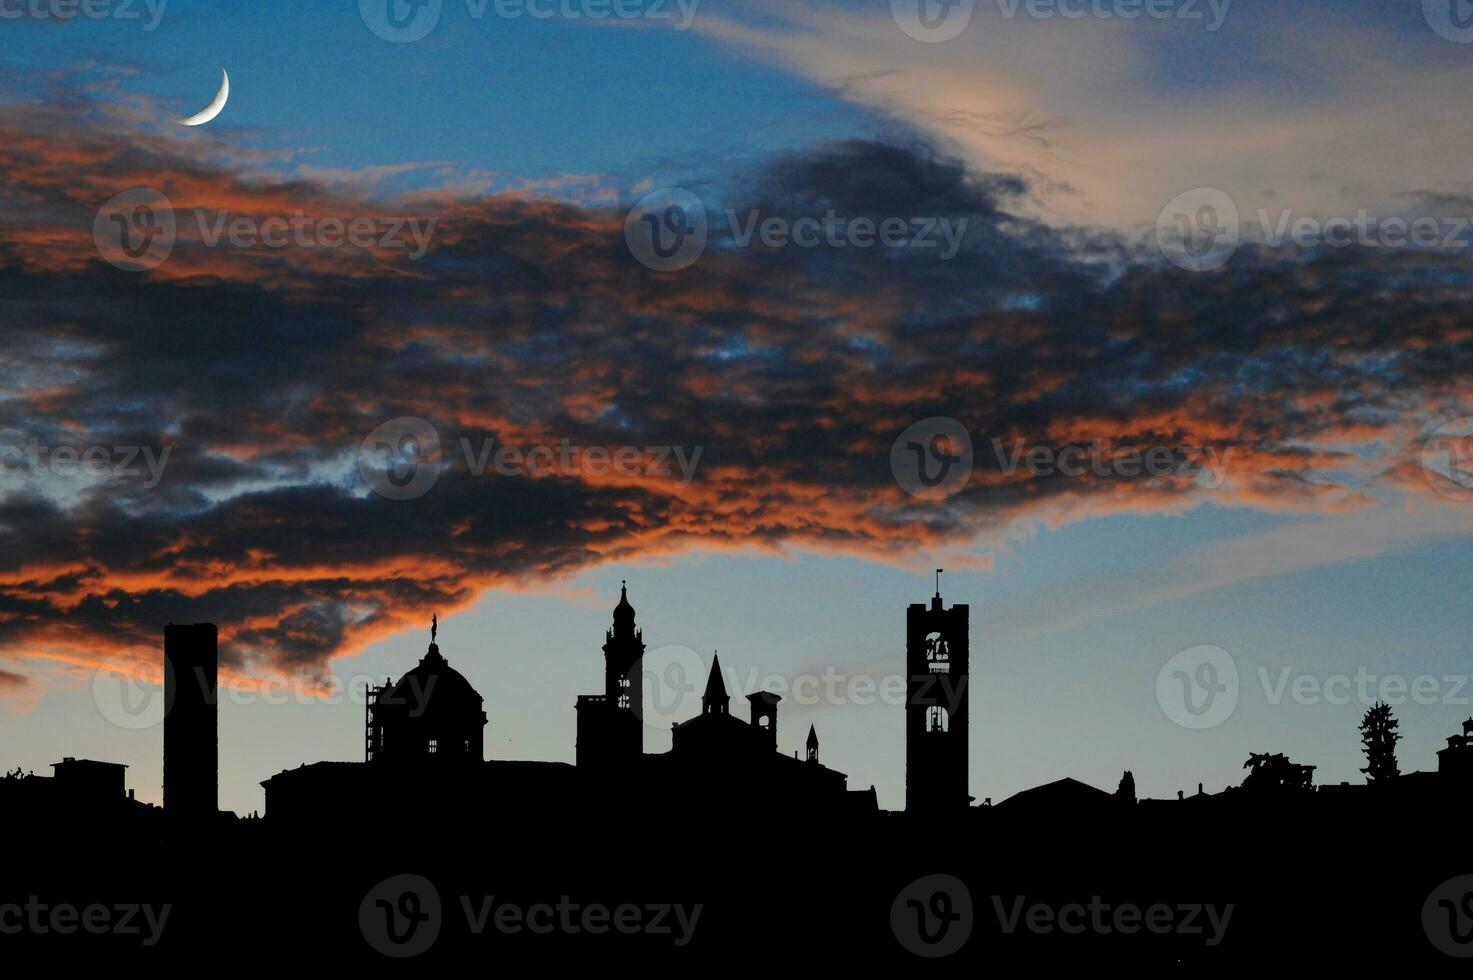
<box><xmin>4</xmin><ymin>0</ymin><xmax>1473</xmax><ymax>816</ymax></box>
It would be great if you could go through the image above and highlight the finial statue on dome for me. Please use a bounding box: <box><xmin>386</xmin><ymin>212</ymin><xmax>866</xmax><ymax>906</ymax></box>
<box><xmin>431</xmin><ymin>613</ymin><xmax>438</xmax><ymax>643</ymax></box>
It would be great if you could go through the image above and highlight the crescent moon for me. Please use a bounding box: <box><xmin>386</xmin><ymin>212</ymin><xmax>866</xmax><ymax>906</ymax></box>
<box><xmin>177</xmin><ymin>69</ymin><xmax>229</xmax><ymax>127</ymax></box>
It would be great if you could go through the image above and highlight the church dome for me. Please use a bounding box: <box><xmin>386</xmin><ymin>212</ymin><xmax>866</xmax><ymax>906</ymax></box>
<box><xmin>383</xmin><ymin>642</ymin><xmax>484</xmax><ymax>709</ymax></box>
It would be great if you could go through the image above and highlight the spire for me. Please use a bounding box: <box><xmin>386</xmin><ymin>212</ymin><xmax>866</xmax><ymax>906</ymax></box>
<box><xmin>702</xmin><ymin>653</ymin><xmax>729</xmax><ymax>715</ymax></box>
<box><xmin>613</xmin><ymin>579</ymin><xmax>635</xmax><ymax>627</ymax></box>
<box><xmin>806</xmin><ymin>723</ymin><xmax>819</xmax><ymax>762</ymax></box>
<box><xmin>431</xmin><ymin>613</ymin><xmax>438</xmax><ymax>643</ymax></box>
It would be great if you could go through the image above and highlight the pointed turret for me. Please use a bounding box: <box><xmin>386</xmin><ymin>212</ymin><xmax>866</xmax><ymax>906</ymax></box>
<box><xmin>702</xmin><ymin>653</ymin><xmax>729</xmax><ymax>715</ymax></box>
<box><xmin>806</xmin><ymin>723</ymin><xmax>819</xmax><ymax>762</ymax></box>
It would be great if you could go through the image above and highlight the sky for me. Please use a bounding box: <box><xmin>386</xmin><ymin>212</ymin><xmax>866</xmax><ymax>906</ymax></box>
<box><xmin>3</xmin><ymin>0</ymin><xmax>1473</xmax><ymax>815</ymax></box>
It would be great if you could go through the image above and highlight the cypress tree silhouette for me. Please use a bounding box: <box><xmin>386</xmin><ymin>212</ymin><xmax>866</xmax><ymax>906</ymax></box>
<box><xmin>1360</xmin><ymin>701</ymin><xmax>1401</xmax><ymax>783</ymax></box>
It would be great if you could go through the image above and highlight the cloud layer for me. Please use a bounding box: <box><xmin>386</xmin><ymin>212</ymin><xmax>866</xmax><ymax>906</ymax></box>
<box><xmin>1</xmin><ymin>94</ymin><xmax>1470</xmax><ymax>683</ymax></box>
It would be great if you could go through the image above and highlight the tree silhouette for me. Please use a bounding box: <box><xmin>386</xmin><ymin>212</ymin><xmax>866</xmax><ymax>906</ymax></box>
<box><xmin>1359</xmin><ymin>701</ymin><xmax>1401</xmax><ymax>783</ymax></box>
<box><xmin>1242</xmin><ymin>752</ymin><xmax>1316</xmax><ymax>792</ymax></box>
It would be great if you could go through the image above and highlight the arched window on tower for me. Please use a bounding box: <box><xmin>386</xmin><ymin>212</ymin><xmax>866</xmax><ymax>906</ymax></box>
<box><xmin>926</xmin><ymin>632</ymin><xmax>950</xmax><ymax>674</ymax></box>
<box><xmin>926</xmin><ymin>705</ymin><xmax>949</xmax><ymax>733</ymax></box>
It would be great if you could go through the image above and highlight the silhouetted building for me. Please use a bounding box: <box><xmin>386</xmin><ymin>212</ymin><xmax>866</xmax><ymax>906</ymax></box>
<box><xmin>1</xmin><ymin>757</ymin><xmax>155</xmax><ymax>833</ymax></box>
<box><xmin>906</xmin><ymin>577</ymin><xmax>970</xmax><ymax>813</ymax></box>
<box><xmin>164</xmin><ymin>622</ymin><xmax>218</xmax><ymax>818</ymax></box>
<box><xmin>1437</xmin><ymin>718</ymin><xmax>1473</xmax><ymax>778</ymax></box>
<box><xmin>575</xmin><ymin>582</ymin><xmax>644</xmax><ymax>769</ymax></box>
<box><xmin>747</xmin><ymin>691</ymin><xmax>781</xmax><ymax>751</ymax></box>
<box><xmin>996</xmin><ymin>776</ymin><xmax>1114</xmax><ymax>815</ymax></box>
<box><xmin>261</xmin><ymin>586</ymin><xmax>875</xmax><ymax>825</ymax></box>
<box><xmin>53</xmin><ymin>757</ymin><xmax>127</xmax><ymax>801</ymax></box>
<box><xmin>656</xmin><ymin>653</ymin><xmax>862</xmax><ymax>811</ymax></box>
<box><xmin>366</xmin><ymin>616</ymin><xmax>486</xmax><ymax>765</ymax></box>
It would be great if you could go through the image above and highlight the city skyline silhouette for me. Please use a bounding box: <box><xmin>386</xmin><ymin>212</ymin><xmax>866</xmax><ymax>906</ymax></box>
<box><xmin>7</xmin><ymin>0</ymin><xmax>1473</xmax><ymax>967</ymax></box>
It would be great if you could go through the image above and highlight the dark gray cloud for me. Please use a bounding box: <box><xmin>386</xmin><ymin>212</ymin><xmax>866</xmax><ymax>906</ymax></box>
<box><xmin>0</xmin><ymin>99</ymin><xmax>1469</xmax><ymax>672</ymax></box>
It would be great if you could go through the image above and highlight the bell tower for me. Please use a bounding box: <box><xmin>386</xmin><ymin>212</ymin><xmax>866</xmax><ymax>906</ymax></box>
<box><xmin>905</xmin><ymin>571</ymin><xmax>970</xmax><ymax>813</ymax></box>
<box><xmin>604</xmin><ymin>581</ymin><xmax>644</xmax><ymax>719</ymax></box>
<box><xmin>575</xmin><ymin>581</ymin><xmax>645</xmax><ymax>768</ymax></box>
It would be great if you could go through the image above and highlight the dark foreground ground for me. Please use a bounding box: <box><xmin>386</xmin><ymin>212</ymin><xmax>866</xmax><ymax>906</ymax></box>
<box><xmin>5</xmin><ymin>803</ymin><xmax>1470</xmax><ymax>968</ymax></box>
